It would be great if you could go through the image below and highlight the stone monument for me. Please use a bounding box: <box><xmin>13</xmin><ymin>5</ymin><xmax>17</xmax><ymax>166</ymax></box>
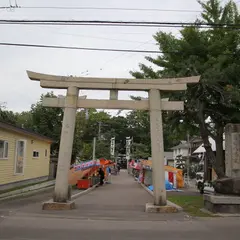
<box><xmin>204</xmin><ymin>124</ymin><xmax>240</xmax><ymax>214</ymax></box>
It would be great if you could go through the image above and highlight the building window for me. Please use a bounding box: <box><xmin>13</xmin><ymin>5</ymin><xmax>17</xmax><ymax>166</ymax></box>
<box><xmin>45</xmin><ymin>149</ymin><xmax>47</xmax><ymax>157</ymax></box>
<box><xmin>33</xmin><ymin>151</ymin><xmax>39</xmax><ymax>158</ymax></box>
<box><xmin>0</xmin><ymin>140</ymin><xmax>8</xmax><ymax>159</ymax></box>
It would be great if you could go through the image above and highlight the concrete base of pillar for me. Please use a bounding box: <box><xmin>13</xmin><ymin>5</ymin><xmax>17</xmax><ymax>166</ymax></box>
<box><xmin>145</xmin><ymin>202</ymin><xmax>179</xmax><ymax>213</ymax></box>
<box><xmin>204</xmin><ymin>194</ymin><xmax>240</xmax><ymax>214</ymax></box>
<box><xmin>42</xmin><ymin>200</ymin><xmax>76</xmax><ymax>210</ymax></box>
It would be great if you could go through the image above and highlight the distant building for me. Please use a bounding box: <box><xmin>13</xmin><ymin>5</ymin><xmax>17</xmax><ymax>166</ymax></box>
<box><xmin>171</xmin><ymin>137</ymin><xmax>203</xmax><ymax>159</ymax></box>
<box><xmin>148</xmin><ymin>152</ymin><xmax>174</xmax><ymax>166</ymax></box>
<box><xmin>0</xmin><ymin>121</ymin><xmax>53</xmax><ymax>191</ymax></box>
<box><xmin>171</xmin><ymin>141</ymin><xmax>190</xmax><ymax>159</ymax></box>
<box><xmin>164</xmin><ymin>152</ymin><xmax>174</xmax><ymax>166</ymax></box>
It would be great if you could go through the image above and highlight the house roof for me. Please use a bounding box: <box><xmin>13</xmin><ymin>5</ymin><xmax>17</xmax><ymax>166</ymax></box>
<box><xmin>193</xmin><ymin>137</ymin><xmax>225</xmax><ymax>153</ymax></box>
<box><xmin>171</xmin><ymin>141</ymin><xmax>190</xmax><ymax>150</ymax></box>
<box><xmin>0</xmin><ymin>121</ymin><xmax>53</xmax><ymax>143</ymax></box>
<box><xmin>190</xmin><ymin>136</ymin><xmax>203</xmax><ymax>143</ymax></box>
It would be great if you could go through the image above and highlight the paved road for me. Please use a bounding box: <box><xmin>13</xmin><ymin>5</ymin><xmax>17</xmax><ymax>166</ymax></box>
<box><xmin>1</xmin><ymin>170</ymin><xmax>240</xmax><ymax>240</ymax></box>
<box><xmin>0</xmin><ymin>188</ymin><xmax>54</xmax><ymax>217</ymax></box>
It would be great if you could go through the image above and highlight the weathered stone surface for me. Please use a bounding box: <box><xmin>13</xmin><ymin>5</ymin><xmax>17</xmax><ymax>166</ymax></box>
<box><xmin>204</xmin><ymin>194</ymin><xmax>240</xmax><ymax>214</ymax></box>
<box><xmin>231</xmin><ymin>133</ymin><xmax>240</xmax><ymax>175</ymax></box>
<box><xmin>145</xmin><ymin>203</ymin><xmax>179</xmax><ymax>213</ymax></box>
<box><xmin>214</xmin><ymin>177</ymin><xmax>240</xmax><ymax>196</ymax></box>
<box><xmin>225</xmin><ymin>124</ymin><xmax>240</xmax><ymax>178</ymax></box>
<box><xmin>42</xmin><ymin>200</ymin><xmax>75</xmax><ymax>210</ymax></box>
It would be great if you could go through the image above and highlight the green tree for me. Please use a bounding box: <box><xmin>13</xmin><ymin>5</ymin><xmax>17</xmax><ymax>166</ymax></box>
<box><xmin>72</xmin><ymin>110</ymin><xmax>88</xmax><ymax>162</ymax></box>
<box><xmin>130</xmin><ymin>0</ymin><xmax>240</xmax><ymax>179</ymax></box>
<box><xmin>15</xmin><ymin>111</ymin><xmax>33</xmax><ymax>129</ymax></box>
<box><xmin>0</xmin><ymin>104</ymin><xmax>17</xmax><ymax>125</ymax></box>
<box><xmin>30</xmin><ymin>92</ymin><xmax>64</xmax><ymax>155</ymax></box>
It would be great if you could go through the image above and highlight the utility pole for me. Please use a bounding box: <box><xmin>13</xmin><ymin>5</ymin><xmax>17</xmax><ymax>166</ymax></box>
<box><xmin>92</xmin><ymin>137</ymin><xmax>96</xmax><ymax>160</ymax></box>
<box><xmin>98</xmin><ymin>122</ymin><xmax>102</xmax><ymax>140</ymax></box>
<box><xmin>187</xmin><ymin>132</ymin><xmax>191</xmax><ymax>187</ymax></box>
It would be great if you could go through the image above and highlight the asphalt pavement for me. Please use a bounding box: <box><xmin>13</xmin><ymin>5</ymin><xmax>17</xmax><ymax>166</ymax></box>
<box><xmin>1</xmin><ymin>170</ymin><xmax>240</xmax><ymax>240</ymax></box>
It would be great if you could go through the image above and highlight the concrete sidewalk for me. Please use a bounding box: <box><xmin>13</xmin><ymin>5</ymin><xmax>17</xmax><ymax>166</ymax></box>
<box><xmin>0</xmin><ymin>170</ymin><xmax>187</xmax><ymax>221</ymax></box>
<box><xmin>71</xmin><ymin>170</ymin><xmax>186</xmax><ymax>221</ymax></box>
<box><xmin>8</xmin><ymin>170</ymin><xmax>186</xmax><ymax>221</ymax></box>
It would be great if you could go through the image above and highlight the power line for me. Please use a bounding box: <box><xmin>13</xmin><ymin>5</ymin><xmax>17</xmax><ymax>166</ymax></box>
<box><xmin>0</xmin><ymin>20</ymin><xmax>240</xmax><ymax>29</ymax></box>
<box><xmin>27</xmin><ymin>24</ymin><xmax>156</xmax><ymax>44</ymax></box>
<box><xmin>43</xmin><ymin>31</ymin><xmax>156</xmax><ymax>45</ymax></box>
<box><xmin>0</xmin><ymin>5</ymin><xmax>201</xmax><ymax>13</ymax></box>
<box><xmin>0</xmin><ymin>42</ymin><xmax>238</xmax><ymax>56</ymax></box>
<box><xmin>0</xmin><ymin>42</ymin><xmax>161</xmax><ymax>53</ymax></box>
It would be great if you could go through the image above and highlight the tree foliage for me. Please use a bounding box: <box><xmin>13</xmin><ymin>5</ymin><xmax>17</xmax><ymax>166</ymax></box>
<box><xmin>0</xmin><ymin>105</ymin><xmax>17</xmax><ymax>125</ymax></box>
<box><xmin>130</xmin><ymin>0</ymin><xmax>240</xmax><ymax>178</ymax></box>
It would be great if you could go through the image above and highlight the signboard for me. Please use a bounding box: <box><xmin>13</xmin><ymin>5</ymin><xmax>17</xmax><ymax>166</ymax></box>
<box><xmin>126</xmin><ymin>137</ymin><xmax>132</xmax><ymax>161</ymax></box>
<box><xmin>110</xmin><ymin>137</ymin><xmax>115</xmax><ymax>157</ymax></box>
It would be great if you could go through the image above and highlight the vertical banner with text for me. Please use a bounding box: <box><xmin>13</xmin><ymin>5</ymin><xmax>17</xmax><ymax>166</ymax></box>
<box><xmin>110</xmin><ymin>137</ymin><xmax>115</xmax><ymax>159</ymax></box>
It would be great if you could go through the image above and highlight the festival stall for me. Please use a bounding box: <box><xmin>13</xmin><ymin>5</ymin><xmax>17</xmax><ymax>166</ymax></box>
<box><xmin>140</xmin><ymin>160</ymin><xmax>184</xmax><ymax>189</ymax></box>
<box><xmin>68</xmin><ymin>159</ymin><xmax>115</xmax><ymax>189</ymax></box>
<box><xmin>99</xmin><ymin>158</ymin><xmax>115</xmax><ymax>183</ymax></box>
<box><xmin>69</xmin><ymin>160</ymin><xmax>100</xmax><ymax>189</ymax></box>
<box><xmin>128</xmin><ymin>159</ymin><xmax>141</xmax><ymax>177</ymax></box>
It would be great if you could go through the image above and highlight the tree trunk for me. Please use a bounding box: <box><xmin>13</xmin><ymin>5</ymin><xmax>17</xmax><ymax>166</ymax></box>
<box><xmin>199</xmin><ymin>123</ymin><xmax>217</xmax><ymax>181</ymax></box>
<box><xmin>215</xmin><ymin>125</ymin><xmax>225</xmax><ymax>178</ymax></box>
<box><xmin>197</xmin><ymin>102</ymin><xmax>225</xmax><ymax>180</ymax></box>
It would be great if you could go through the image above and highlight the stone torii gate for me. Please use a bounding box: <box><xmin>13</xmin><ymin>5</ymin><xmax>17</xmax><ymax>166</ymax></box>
<box><xmin>27</xmin><ymin>71</ymin><xmax>200</xmax><ymax>211</ymax></box>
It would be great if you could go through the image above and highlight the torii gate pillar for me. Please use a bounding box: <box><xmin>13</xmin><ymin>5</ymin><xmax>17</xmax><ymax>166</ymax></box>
<box><xmin>53</xmin><ymin>86</ymin><xmax>79</xmax><ymax>203</ymax></box>
<box><xmin>149</xmin><ymin>89</ymin><xmax>166</xmax><ymax>206</ymax></box>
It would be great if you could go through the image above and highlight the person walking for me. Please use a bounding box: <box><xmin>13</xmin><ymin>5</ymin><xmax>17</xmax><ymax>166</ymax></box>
<box><xmin>106</xmin><ymin>166</ymin><xmax>112</xmax><ymax>183</ymax></box>
<box><xmin>117</xmin><ymin>163</ymin><xmax>121</xmax><ymax>175</ymax></box>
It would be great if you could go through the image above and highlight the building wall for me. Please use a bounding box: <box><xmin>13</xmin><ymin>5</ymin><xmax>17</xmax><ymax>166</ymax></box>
<box><xmin>0</xmin><ymin>128</ymin><xmax>51</xmax><ymax>187</ymax></box>
<box><xmin>173</xmin><ymin>148</ymin><xmax>189</xmax><ymax>159</ymax></box>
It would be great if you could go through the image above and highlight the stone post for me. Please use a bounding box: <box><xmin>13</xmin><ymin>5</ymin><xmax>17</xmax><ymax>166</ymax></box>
<box><xmin>53</xmin><ymin>86</ymin><xmax>79</xmax><ymax>202</ymax></box>
<box><xmin>225</xmin><ymin>124</ymin><xmax>240</xmax><ymax>178</ymax></box>
<box><xmin>149</xmin><ymin>89</ymin><xmax>167</xmax><ymax>206</ymax></box>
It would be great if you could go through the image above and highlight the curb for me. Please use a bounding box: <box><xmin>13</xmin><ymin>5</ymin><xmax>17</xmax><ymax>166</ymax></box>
<box><xmin>71</xmin><ymin>183</ymin><xmax>100</xmax><ymax>200</ymax></box>
<box><xmin>0</xmin><ymin>185</ymin><xmax>54</xmax><ymax>202</ymax></box>
<box><xmin>0</xmin><ymin>182</ymin><xmax>99</xmax><ymax>203</ymax></box>
<box><xmin>0</xmin><ymin>180</ymin><xmax>55</xmax><ymax>199</ymax></box>
<box><xmin>140</xmin><ymin>183</ymin><xmax>183</xmax><ymax>211</ymax></box>
<box><xmin>200</xmin><ymin>208</ymin><xmax>240</xmax><ymax>217</ymax></box>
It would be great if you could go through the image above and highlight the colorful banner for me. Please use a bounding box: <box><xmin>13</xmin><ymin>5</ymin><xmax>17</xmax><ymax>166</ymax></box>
<box><xmin>73</xmin><ymin>160</ymin><xmax>99</xmax><ymax>172</ymax></box>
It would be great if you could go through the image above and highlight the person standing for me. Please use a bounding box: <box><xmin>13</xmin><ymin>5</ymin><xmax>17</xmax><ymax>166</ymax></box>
<box><xmin>98</xmin><ymin>167</ymin><xmax>105</xmax><ymax>185</ymax></box>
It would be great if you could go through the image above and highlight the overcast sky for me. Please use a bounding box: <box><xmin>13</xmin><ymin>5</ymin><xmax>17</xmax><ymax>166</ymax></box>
<box><xmin>0</xmin><ymin>0</ymin><xmax>236</xmax><ymax>115</ymax></box>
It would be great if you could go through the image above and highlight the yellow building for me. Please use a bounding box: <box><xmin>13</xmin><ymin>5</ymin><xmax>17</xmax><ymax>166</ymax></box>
<box><xmin>0</xmin><ymin>121</ymin><xmax>53</xmax><ymax>191</ymax></box>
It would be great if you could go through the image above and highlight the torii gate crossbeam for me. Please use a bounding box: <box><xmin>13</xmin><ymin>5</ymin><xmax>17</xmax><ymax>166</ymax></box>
<box><xmin>27</xmin><ymin>71</ymin><xmax>200</xmax><ymax>211</ymax></box>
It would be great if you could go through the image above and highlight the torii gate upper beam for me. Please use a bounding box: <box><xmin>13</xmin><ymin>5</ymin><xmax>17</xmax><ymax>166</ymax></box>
<box><xmin>27</xmin><ymin>70</ymin><xmax>200</xmax><ymax>91</ymax></box>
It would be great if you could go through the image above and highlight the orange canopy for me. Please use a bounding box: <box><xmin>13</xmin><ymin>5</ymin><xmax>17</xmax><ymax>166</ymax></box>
<box><xmin>68</xmin><ymin>168</ymin><xmax>91</xmax><ymax>185</ymax></box>
<box><xmin>99</xmin><ymin>158</ymin><xmax>114</xmax><ymax>166</ymax></box>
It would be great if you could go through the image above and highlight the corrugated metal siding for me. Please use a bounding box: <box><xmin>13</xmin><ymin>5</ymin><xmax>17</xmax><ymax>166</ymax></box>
<box><xmin>0</xmin><ymin>128</ymin><xmax>50</xmax><ymax>185</ymax></box>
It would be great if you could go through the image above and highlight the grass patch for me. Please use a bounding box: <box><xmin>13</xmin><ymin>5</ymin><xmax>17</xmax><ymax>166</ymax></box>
<box><xmin>0</xmin><ymin>180</ymin><xmax>50</xmax><ymax>195</ymax></box>
<box><xmin>168</xmin><ymin>195</ymin><xmax>212</xmax><ymax>217</ymax></box>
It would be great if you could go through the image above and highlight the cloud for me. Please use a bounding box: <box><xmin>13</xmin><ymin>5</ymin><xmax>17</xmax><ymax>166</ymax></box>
<box><xmin>0</xmin><ymin>0</ymin><xmax>202</xmax><ymax>112</ymax></box>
